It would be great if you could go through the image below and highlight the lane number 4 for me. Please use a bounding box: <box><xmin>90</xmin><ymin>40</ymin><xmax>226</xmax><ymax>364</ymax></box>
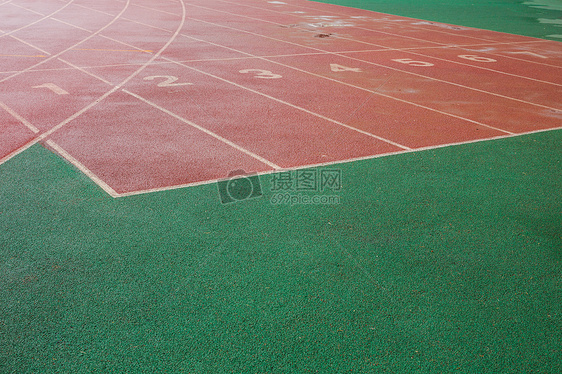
<box><xmin>330</xmin><ymin>64</ymin><xmax>361</xmax><ymax>72</ymax></box>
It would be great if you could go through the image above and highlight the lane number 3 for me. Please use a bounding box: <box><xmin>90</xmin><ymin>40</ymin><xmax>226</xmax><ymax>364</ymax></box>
<box><xmin>239</xmin><ymin>69</ymin><xmax>282</xmax><ymax>79</ymax></box>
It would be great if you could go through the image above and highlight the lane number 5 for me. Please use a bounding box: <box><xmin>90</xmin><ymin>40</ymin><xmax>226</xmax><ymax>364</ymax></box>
<box><xmin>391</xmin><ymin>58</ymin><xmax>434</xmax><ymax>67</ymax></box>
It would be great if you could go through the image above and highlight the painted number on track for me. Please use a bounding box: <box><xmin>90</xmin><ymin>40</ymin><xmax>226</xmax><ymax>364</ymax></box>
<box><xmin>32</xmin><ymin>83</ymin><xmax>69</xmax><ymax>95</ymax></box>
<box><xmin>458</xmin><ymin>55</ymin><xmax>497</xmax><ymax>63</ymax></box>
<box><xmin>506</xmin><ymin>51</ymin><xmax>548</xmax><ymax>59</ymax></box>
<box><xmin>143</xmin><ymin>75</ymin><xmax>193</xmax><ymax>87</ymax></box>
<box><xmin>239</xmin><ymin>69</ymin><xmax>282</xmax><ymax>79</ymax></box>
<box><xmin>391</xmin><ymin>58</ymin><xmax>434</xmax><ymax>67</ymax></box>
<box><xmin>330</xmin><ymin>64</ymin><xmax>361</xmax><ymax>72</ymax></box>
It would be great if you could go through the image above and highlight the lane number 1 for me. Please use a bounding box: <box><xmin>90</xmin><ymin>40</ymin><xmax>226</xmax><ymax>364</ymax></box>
<box><xmin>32</xmin><ymin>83</ymin><xmax>69</xmax><ymax>95</ymax></box>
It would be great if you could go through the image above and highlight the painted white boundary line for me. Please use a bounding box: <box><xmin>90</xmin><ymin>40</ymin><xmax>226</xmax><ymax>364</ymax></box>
<box><xmin>0</xmin><ymin>0</ymin><xmax>76</xmax><ymax>39</ymax></box>
<box><xmin>0</xmin><ymin>101</ymin><xmax>39</xmax><ymax>133</ymax></box>
<box><xmin>46</xmin><ymin>140</ymin><xmax>120</xmax><ymax>197</ymax></box>
<box><xmin>119</xmin><ymin>126</ymin><xmax>562</xmax><ymax>198</ymax></box>
<box><xmin>122</xmin><ymin>89</ymin><xmax>282</xmax><ymax>170</ymax></box>
<box><xmin>0</xmin><ymin>0</ymin><xmax>132</xmax><ymax>84</ymax></box>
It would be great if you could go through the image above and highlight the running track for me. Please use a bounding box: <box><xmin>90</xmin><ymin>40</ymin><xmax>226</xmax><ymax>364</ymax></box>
<box><xmin>1</xmin><ymin>0</ymin><xmax>561</xmax><ymax>197</ymax></box>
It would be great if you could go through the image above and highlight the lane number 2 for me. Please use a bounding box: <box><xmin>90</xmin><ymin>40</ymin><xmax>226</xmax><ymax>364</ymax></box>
<box><xmin>143</xmin><ymin>75</ymin><xmax>193</xmax><ymax>87</ymax></box>
<box><xmin>239</xmin><ymin>69</ymin><xmax>282</xmax><ymax>79</ymax></box>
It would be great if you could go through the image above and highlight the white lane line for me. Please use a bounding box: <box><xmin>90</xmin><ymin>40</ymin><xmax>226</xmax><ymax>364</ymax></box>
<box><xmin>219</xmin><ymin>0</ymin><xmax>562</xmax><ymax>70</ymax></box>
<box><xmin>57</xmin><ymin>58</ymin><xmax>113</xmax><ymax>85</ymax></box>
<box><xmin>119</xmin><ymin>176</ymin><xmax>233</xmax><ymax>197</ymax></box>
<box><xmin>0</xmin><ymin>50</ymin><xmax>429</xmax><ymax>74</ymax></box>
<box><xmin>331</xmin><ymin>52</ymin><xmax>562</xmax><ymax>110</ymax></box>
<box><xmin>10</xmin><ymin>2</ymin><xmax>49</xmax><ymax>16</ymax></box>
<box><xmin>166</xmin><ymin>54</ymin><xmax>415</xmax><ymax>148</ymax></box>
<box><xmin>179</xmin><ymin>1</ymin><xmax>444</xmax><ymax>47</ymax></box>
<box><xmin>120</xmin><ymin>125</ymin><xmax>562</xmax><ymax>198</ymax></box>
<box><xmin>37</xmin><ymin>0</ymin><xmax>179</xmax><ymax>139</ymax></box>
<box><xmin>185</xmin><ymin>16</ymin><xmax>561</xmax><ymax>110</ymax></box>
<box><xmin>175</xmin><ymin>33</ymin><xmax>514</xmax><ymax>135</ymax></box>
<box><xmin>0</xmin><ymin>0</ymin><xmax>189</xmax><ymax>183</ymax></box>
<box><xmin>41</xmin><ymin>13</ymin><xmax>414</xmax><ymax>152</ymax></box>
<box><xmin>52</xmin><ymin>17</ymin><xmax>411</xmax><ymax>174</ymax></box>
<box><xmin>45</xmin><ymin>140</ymin><xmax>120</xmax><ymax>197</ymax></box>
<box><xmin>133</xmin><ymin>0</ymin><xmax>562</xmax><ymax>73</ymax></box>
<box><xmin>129</xmin><ymin>2</ymin><xmax>179</xmax><ymax>17</ymax></box>
<box><xmin>51</xmin><ymin>17</ymin><xmax>92</xmax><ymax>32</ymax></box>
<box><xmin>8</xmin><ymin>35</ymin><xmax>52</xmax><ymax>55</ymax></box>
<box><xmin>91</xmin><ymin>22</ymin><xmax>509</xmax><ymax>143</ymax></box>
<box><xmin>164</xmin><ymin>0</ymin><xmax>562</xmax><ymax>86</ymax></box>
<box><xmin>469</xmin><ymin>46</ymin><xmax>562</xmax><ymax>70</ymax></box>
<box><xmin>0</xmin><ymin>0</ymin><xmax>76</xmax><ymax>39</ymax></box>
<box><xmin>81</xmin><ymin>0</ymin><xmax>562</xmax><ymax>76</ymax></box>
<box><xmin>54</xmin><ymin>0</ymin><xmax>176</xmax><ymax>34</ymax></box>
<box><xmin>0</xmin><ymin>0</ymin><xmax>131</xmax><ymax>84</ymax></box>
<box><xmin>342</xmin><ymin>47</ymin><xmax>562</xmax><ymax>87</ymax></box>
<box><xmin>0</xmin><ymin>0</ymin><xmax>133</xmax><ymax>167</ymax></box>
<box><xmin>0</xmin><ymin>61</ymin><xmax>161</xmax><ymax>74</ymax></box>
<box><xmin>0</xmin><ymin>138</ymin><xmax>37</xmax><ymax>165</ymax></box>
<box><xmin>205</xmin><ymin>12</ymin><xmax>562</xmax><ymax>89</ymax></box>
<box><xmin>123</xmin><ymin>89</ymin><xmax>282</xmax><ymax>170</ymax></box>
<box><xmin>0</xmin><ymin>101</ymin><xmax>39</xmax><ymax>133</ymax></box>
<box><xmin>217</xmin><ymin>0</ymin><xmax>538</xmax><ymax>45</ymax></box>
<box><xmin>59</xmin><ymin>54</ymin><xmax>281</xmax><ymax>173</ymax></box>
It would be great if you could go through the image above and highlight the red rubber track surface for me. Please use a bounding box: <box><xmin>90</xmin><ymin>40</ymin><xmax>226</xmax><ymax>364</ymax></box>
<box><xmin>1</xmin><ymin>0</ymin><xmax>561</xmax><ymax>197</ymax></box>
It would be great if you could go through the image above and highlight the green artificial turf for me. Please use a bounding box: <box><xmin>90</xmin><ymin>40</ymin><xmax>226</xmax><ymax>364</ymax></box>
<box><xmin>2</xmin><ymin>0</ymin><xmax>562</xmax><ymax>372</ymax></box>
<box><xmin>1</xmin><ymin>130</ymin><xmax>561</xmax><ymax>372</ymax></box>
<box><xmin>314</xmin><ymin>0</ymin><xmax>562</xmax><ymax>41</ymax></box>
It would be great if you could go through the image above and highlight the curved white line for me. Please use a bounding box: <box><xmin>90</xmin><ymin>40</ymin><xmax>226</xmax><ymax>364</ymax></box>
<box><xmin>0</xmin><ymin>0</ymin><xmax>131</xmax><ymax>84</ymax></box>
<box><xmin>41</xmin><ymin>0</ymin><xmax>188</xmax><ymax>140</ymax></box>
<box><xmin>0</xmin><ymin>0</ymin><xmax>76</xmax><ymax>39</ymax></box>
<box><xmin>0</xmin><ymin>0</ymin><xmax>133</xmax><ymax>165</ymax></box>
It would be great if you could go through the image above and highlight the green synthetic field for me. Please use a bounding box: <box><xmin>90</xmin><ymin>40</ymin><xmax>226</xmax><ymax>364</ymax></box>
<box><xmin>318</xmin><ymin>0</ymin><xmax>562</xmax><ymax>41</ymax></box>
<box><xmin>1</xmin><ymin>0</ymin><xmax>561</xmax><ymax>373</ymax></box>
